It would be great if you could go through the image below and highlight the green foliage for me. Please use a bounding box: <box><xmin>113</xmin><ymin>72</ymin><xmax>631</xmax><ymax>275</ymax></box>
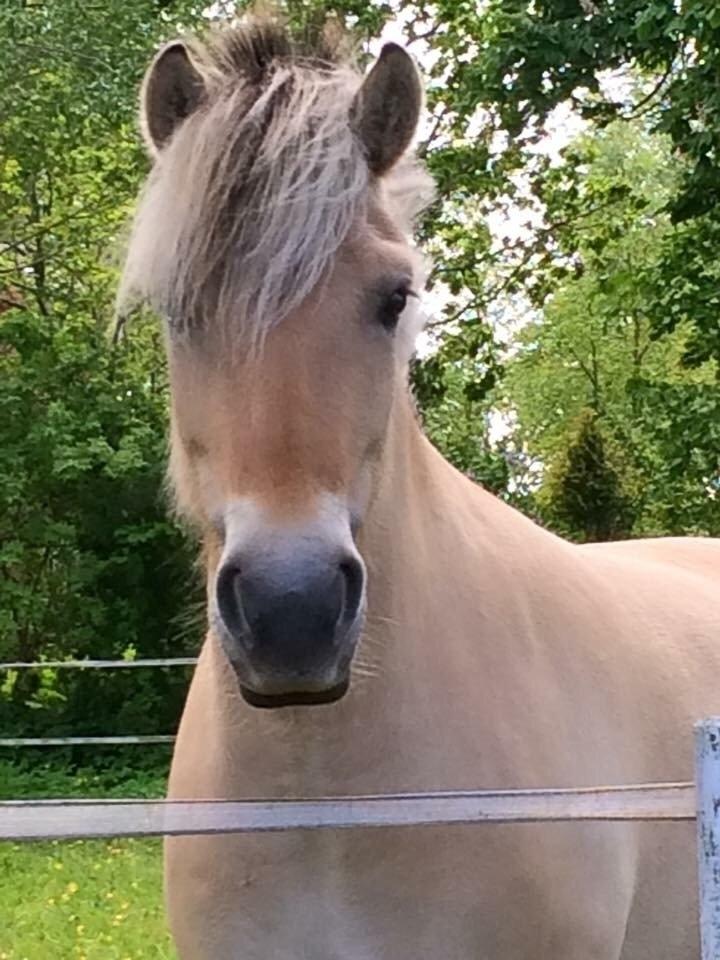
<box><xmin>418</xmin><ymin>356</ymin><xmax>509</xmax><ymax>494</ymax></box>
<box><xmin>404</xmin><ymin>0</ymin><xmax>720</xmax><ymax>528</ymax></box>
<box><xmin>1</xmin><ymin>0</ymin><xmax>719</xmax><ymax>755</ymax></box>
<box><xmin>0</xmin><ymin>756</ymin><xmax>168</xmax><ymax>801</ymax></box>
<box><xmin>540</xmin><ymin>409</ymin><xmax>632</xmax><ymax>542</ymax></box>
<box><xmin>435</xmin><ymin>0</ymin><xmax>720</xmax><ymax>221</ymax></box>
<box><xmin>629</xmin><ymin>377</ymin><xmax>720</xmax><ymax>535</ymax></box>
<box><xmin>648</xmin><ymin>214</ymin><xmax>720</xmax><ymax>368</ymax></box>
<box><xmin>0</xmin><ymin>0</ymin><xmax>210</xmax><ymax>739</ymax></box>
<box><xmin>502</xmin><ymin>121</ymin><xmax>718</xmax><ymax>538</ymax></box>
<box><xmin>425</xmin><ymin>0</ymin><xmax>720</xmax><ymax>380</ymax></box>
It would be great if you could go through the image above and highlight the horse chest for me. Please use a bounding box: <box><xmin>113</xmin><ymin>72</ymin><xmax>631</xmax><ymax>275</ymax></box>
<box><xmin>166</xmin><ymin>820</ymin><xmax>637</xmax><ymax>960</ymax></box>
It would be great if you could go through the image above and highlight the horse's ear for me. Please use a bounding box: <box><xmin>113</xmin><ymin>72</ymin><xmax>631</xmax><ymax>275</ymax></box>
<box><xmin>350</xmin><ymin>43</ymin><xmax>422</xmax><ymax>176</ymax></box>
<box><xmin>141</xmin><ymin>42</ymin><xmax>206</xmax><ymax>157</ymax></box>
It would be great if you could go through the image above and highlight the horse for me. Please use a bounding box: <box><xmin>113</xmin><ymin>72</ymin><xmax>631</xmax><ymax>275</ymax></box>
<box><xmin>119</xmin><ymin>14</ymin><xmax>720</xmax><ymax>959</ymax></box>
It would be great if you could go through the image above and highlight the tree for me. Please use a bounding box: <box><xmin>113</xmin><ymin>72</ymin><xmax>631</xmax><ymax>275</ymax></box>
<box><xmin>541</xmin><ymin>409</ymin><xmax>632</xmax><ymax>542</ymax></box>
<box><xmin>416</xmin><ymin>0</ymin><xmax>720</xmax><ymax>359</ymax></box>
<box><xmin>1</xmin><ymin>0</ymin><xmax>718</xmax><ymax>745</ymax></box>
<box><xmin>0</xmin><ymin>0</ymin><xmax>211</xmax><ymax>738</ymax></box>
<box><xmin>500</xmin><ymin>120</ymin><xmax>718</xmax><ymax>538</ymax></box>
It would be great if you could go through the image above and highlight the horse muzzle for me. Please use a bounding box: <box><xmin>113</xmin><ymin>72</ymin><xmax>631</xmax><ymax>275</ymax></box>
<box><xmin>212</xmin><ymin>503</ymin><xmax>366</xmax><ymax>708</ymax></box>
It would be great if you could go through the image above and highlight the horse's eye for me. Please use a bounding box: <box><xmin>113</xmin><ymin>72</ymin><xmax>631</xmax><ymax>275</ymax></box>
<box><xmin>379</xmin><ymin>286</ymin><xmax>409</xmax><ymax>331</ymax></box>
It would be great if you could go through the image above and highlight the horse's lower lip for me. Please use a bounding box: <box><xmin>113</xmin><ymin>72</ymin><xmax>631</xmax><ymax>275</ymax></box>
<box><xmin>239</xmin><ymin>677</ymin><xmax>350</xmax><ymax>709</ymax></box>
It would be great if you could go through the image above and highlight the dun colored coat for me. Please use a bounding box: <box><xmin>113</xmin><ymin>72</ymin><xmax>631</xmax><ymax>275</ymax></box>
<box><xmin>120</xmin><ymin>16</ymin><xmax>720</xmax><ymax>959</ymax></box>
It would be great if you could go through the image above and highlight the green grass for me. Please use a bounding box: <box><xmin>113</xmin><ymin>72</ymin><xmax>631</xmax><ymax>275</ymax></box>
<box><xmin>0</xmin><ymin>838</ymin><xmax>175</xmax><ymax>960</ymax></box>
<box><xmin>0</xmin><ymin>760</ymin><xmax>174</xmax><ymax>959</ymax></box>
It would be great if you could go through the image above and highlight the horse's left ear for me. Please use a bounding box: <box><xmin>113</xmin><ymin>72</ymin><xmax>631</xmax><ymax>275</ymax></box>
<box><xmin>351</xmin><ymin>43</ymin><xmax>422</xmax><ymax>176</ymax></box>
<box><xmin>140</xmin><ymin>42</ymin><xmax>206</xmax><ymax>157</ymax></box>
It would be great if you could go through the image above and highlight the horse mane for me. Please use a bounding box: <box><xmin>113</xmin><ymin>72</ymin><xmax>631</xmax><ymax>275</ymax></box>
<box><xmin>117</xmin><ymin>14</ymin><xmax>434</xmax><ymax>345</ymax></box>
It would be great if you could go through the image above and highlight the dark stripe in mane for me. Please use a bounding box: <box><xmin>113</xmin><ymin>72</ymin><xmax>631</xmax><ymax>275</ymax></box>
<box><xmin>204</xmin><ymin>16</ymin><xmax>349</xmax><ymax>85</ymax></box>
<box><xmin>118</xmin><ymin>13</ymin><xmax>432</xmax><ymax>345</ymax></box>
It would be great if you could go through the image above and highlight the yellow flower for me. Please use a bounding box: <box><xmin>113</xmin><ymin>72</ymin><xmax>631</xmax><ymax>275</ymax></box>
<box><xmin>76</xmin><ymin>924</ymin><xmax>85</xmax><ymax>936</ymax></box>
<box><xmin>66</xmin><ymin>881</ymin><xmax>79</xmax><ymax>895</ymax></box>
<box><xmin>47</xmin><ymin>898</ymin><xmax>56</xmax><ymax>906</ymax></box>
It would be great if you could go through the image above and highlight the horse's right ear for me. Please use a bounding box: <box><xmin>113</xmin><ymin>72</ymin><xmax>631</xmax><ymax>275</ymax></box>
<box><xmin>141</xmin><ymin>42</ymin><xmax>206</xmax><ymax>157</ymax></box>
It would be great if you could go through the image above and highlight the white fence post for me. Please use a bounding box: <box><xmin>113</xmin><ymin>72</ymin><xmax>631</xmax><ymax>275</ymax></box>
<box><xmin>696</xmin><ymin>718</ymin><xmax>720</xmax><ymax>960</ymax></box>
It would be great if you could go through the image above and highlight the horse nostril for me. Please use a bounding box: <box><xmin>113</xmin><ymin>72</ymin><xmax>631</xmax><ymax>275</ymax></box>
<box><xmin>216</xmin><ymin>563</ymin><xmax>246</xmax><ymax>641</ymax></box>
<box><xmin>339</xmin><ymin>555</ymin><xmax>364</xmax><ymax>625</ymax></box>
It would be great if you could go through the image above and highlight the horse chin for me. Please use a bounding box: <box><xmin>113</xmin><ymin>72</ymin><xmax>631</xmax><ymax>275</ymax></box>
<box><xmin>239</xmin><ymin>677</ymin><xmax>350</xmax><ymax>709</ymax></box>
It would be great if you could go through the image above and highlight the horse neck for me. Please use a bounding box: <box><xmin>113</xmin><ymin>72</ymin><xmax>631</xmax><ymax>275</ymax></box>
<box><xmin>359</xmin><ymin>384</ymin><xmax>563</xmax><ymax>626</ymax></box>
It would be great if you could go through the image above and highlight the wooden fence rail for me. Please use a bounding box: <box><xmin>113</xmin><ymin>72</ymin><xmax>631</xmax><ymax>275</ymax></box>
<box><xmin>0</xmin><ymin>782</ymin><xmax>696</xmax><ymax>842</ymax></box>
<box><xmin>0</xmin><ymin>658</ymin><xmax>197</xmax><ymax>670</ymax></box>
<box><xmin>0</xmin><ymin>735</ymin><xmax>176</xmax><ymax>747</ymax></box>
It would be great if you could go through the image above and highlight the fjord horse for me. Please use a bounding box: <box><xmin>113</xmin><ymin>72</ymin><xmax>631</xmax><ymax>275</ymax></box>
<box><xmin>120</xmin><ymin>17</ymin><xmax>720</xmax><ymax>960</ymax></box>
